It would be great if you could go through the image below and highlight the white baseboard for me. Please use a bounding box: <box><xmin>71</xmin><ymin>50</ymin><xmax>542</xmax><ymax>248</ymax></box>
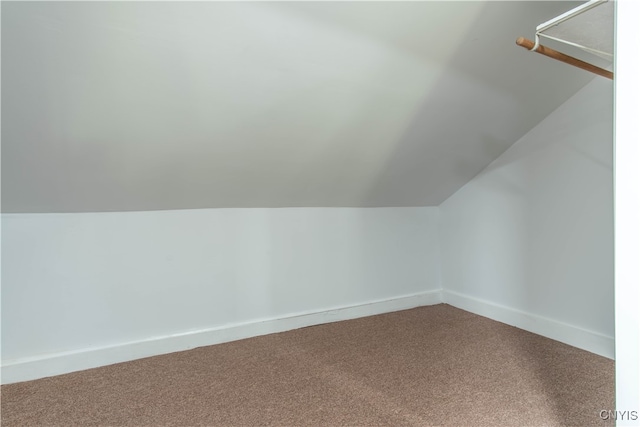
<box><xmin>442</xmin><ymin>289</ymin><xmax>614</xmax><ymax>359</ymax></box>
<box><xmin>1</xmin><ymin>290</ymin><xmax>442</xmax><ymax>385</ymax></box>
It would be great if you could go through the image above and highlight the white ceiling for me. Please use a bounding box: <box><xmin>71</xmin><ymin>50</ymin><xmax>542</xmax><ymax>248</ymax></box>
<box><xmin>1</xmin><ymin>1</ymin><xmax>597</xmax><ymax>213</ymax></box>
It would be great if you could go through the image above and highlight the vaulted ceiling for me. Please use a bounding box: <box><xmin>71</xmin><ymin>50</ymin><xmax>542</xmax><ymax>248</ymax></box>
<box><xmin>1</xmin><ymin>1</ymin><xmax>595</xmax><ymax>213</ymax></box>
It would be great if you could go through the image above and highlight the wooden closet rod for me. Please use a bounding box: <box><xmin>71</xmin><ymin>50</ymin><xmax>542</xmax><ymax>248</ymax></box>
<box><xmin>516</xmin><ymin>37</ymin><xmax>613</xmax><ymax>80</ymax></box>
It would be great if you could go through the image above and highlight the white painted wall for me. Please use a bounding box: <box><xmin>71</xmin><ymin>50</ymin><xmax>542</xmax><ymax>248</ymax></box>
<box><xmin>1</xmin><ymin>1</ymin><xmax>590</xmax><ymax>212</ymax></box>
<box><xmin>439</xmin><ymin>78</ymin><xmax>614</xmax><ymax>357</ymax></box>
<box><xmin>615</xmin><ymin>0</ymin><xmax>640</xmax><ymax>420</ymax></box>
<box><xmin>1</xmin><ymin>207</ymin><xmax>440</xmax><ymax>381</ymax></box>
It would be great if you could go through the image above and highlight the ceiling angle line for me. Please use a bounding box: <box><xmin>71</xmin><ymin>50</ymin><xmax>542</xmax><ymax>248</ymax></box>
<box><xmin>515</xmin><ymin>37</ymin><xmax>613</xmax><ymax>80</ymax></box>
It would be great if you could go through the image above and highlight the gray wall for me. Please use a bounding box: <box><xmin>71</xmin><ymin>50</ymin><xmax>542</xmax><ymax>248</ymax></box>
<box><xmin>440</xmin><ymin>78</ymin><xmax>614</xmax><ymax>352</ymax></box>
<box><xmin>1</xmin><ymin>1</ymin><xmax>588</xmax><ymax>212</ymax></box>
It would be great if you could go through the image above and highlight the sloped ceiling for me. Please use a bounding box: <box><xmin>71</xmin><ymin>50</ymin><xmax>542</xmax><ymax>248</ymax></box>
<box><xmin>1</xmin><ymin>1</ymin><xmax>595</xmax><ymax>213</ymax></box>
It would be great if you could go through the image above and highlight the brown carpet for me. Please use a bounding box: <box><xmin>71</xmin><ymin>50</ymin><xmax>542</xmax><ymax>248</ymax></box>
<box><xmin>1</xmin><ymin>304</ymin><xmax>614</xmax><ymax>426</ymax></box>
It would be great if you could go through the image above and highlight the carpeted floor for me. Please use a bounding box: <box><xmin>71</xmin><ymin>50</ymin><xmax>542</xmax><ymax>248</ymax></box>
<box><xmin>1</xmin><ymin>304</ymin><xmax>614</xmax><ymax>426</ymax></box>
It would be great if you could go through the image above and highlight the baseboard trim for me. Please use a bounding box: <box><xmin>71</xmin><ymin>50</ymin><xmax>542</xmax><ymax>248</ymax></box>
<box><xmin>442</xmin><ymin>289</ymin><xmax>614</xmax><ymax>359</ymax></box>
<box><xmin>1</xmin><ymin>290</ymin><xmax>442</xmax><ymax>385</ymax></box>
